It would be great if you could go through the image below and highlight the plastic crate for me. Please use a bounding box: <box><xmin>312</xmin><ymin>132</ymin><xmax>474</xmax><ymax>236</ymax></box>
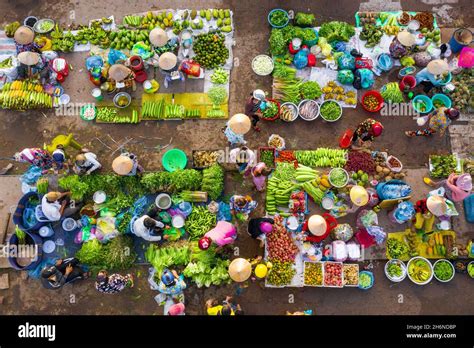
<box><xmin>323</xmin><ymin>261</ymin><xmax>344</xmax><ymax>288</ymax></box>
<box><xmin>258</xmin><ymin>147</ymin><xmax>276</xmax><ymax>169</ymax></box>
<box><xmin>342</xmin><ymin>263</ymin><xmax>360</xmax><ymax>287</ymax></box>
<box><xmin>303</xmin><ymin>261</ymin><xmax>325</xmax><ymax>287</ymax></box>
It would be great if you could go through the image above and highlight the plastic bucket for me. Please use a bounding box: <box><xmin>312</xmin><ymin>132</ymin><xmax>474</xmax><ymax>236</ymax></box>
<box><xmin>431</xmin><ymin>94</ymin><xmax>452</xmax><ymax>109</ymax></box>
<box><xmin>62</xmin><ymin>218</ymin><xmax>78</xmax><ymax>232</ymax></box>
<box><xmin>162</xmin><ymin>149</ymin><xmax>187</xmax><ymax>172</ymax></box>
<box><xmin>399</xmin><ymin>75</ymin><xmax>417</xmax><ymax>91</ymax></box>
<box><xmin>39</xmin><ymin>225</ymin><xmax>54</xmax><ymax>237</ymax></box>
<box><xmin>43</xmin><ymin>240</ymin><xmax>56</xmax><ymax>254</ymax></box>
<box><xmin>267</xmin><ymin>9</ymin><xmax>289</xmax><ymax>28</ymax></box>
<box><xmin>155</xmin><ymin>193</ymin><xmax>172</xmax><ymax>210</ymax></box>
<box><xmin>412</xmin><ymin>95</ymin><xmax>433</xmax><ymax>114</ymax></box>
<box><xmin>129</xmin><ymin>55</ymin><xmax>144</xmax><ymax>71</ymax></box>
<box><xmin>171</xmin><ymin>214</ymin><xmax>185</xmax><ymax>229</ymax></box>
<box><xmin>91</xmin><ymin>88</ymin><xmax>103</xmax><ymax>101</ymax></box>
<box><xmin>449</xmin><ymin>28</ymin><xmax>473</xmax><ymax>53</ymax></box>
<box><xmin>361</xmin><ymin>90</ymin><xmax>383</xmax><ymax>112</ymax></box>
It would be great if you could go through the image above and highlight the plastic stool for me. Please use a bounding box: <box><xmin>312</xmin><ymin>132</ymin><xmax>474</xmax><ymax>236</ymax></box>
<box><xmin>44</xmin><ymin>133</ymin><xmax>82</xmax><ymax>154</ymax></box>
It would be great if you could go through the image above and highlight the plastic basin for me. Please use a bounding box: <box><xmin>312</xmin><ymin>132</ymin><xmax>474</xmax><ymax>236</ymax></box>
<box><xmin>433</xmin><ymin>259</ymin><xmax>455</xmax><ymax>283</ymax></box>
<box><xmin>384</xmin><ymin>259</ymin><xmax>407</xmax><ymax>282</ymax></box>
<box><xmin>431</xmin><ymin>94</ymin><xmax>452</xmax><ymax>109</ymax></box>
<box><xmin>320</xmin><ymin>100</ymin><xmax>343</xmax><ymax>122</ymax></box>
<box><xmin>358</xmin><ymin>270</ymin><xmax>374</xmax><ymax>290</ymax></box>
<box><xmin>267</xmin><ymin>9</ymin><xmax>289</xmax><ymax>28</ymax></box>
<box><xmin>412</xmin><ymin>95</ymin><xmax>433</xmax><ymax>114</ymax></box>
<box><xmin>155</xmin><ymin>193</ymin><xmax>172</xmax><ymax>210</ymax></box>
<box><xmin>280</xmin><ymin>102</ymin><xmax>299</xmax><ymax>122</ymax></box>
<box><xmin>361</xmin><ymin>91</ymin><xmax>384</xmax><ymax>112</ymax></box>
<box><xmin>407</xmin><ymin>257</ymin><xmax>433</xmax><ymax>285</ymax></box>
<box><xmin>113</xmin><ymin>92</ymin><xmax>131</xmax><ymax>108</ymax></box>
<box><xmin>162</xmin><ymin>149</ymin><xmax>187</xmax><ymax>172</ymax></box>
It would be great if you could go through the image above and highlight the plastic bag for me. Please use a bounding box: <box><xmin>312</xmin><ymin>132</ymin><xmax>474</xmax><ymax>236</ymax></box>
<box><xmin>458</xmin><ymin>47</ymin><xmax>474</xmax><ymax>68</ymax></box>
<box><xmin>330</xmin><ymin>223</ymin><xmax>353</xmax><ymax>242</ymax></box>
<box><xmin>217</xmin><ymin>202</ymin><xmax>232</xmax><ymax>222</ymax></box>
<box><xmin>95</xmin><ymin>216</ymin><xmax>118</xmax><ymax>242</ymax></box>
<box><xmin>294</xmin><ymin>49</ymin><xmax>309</xmax><ymax>69</ymax></box>
<box><xmin>353</xmin><ymin>68</ymin><xmax>374</xmax><ymax>89</ymax></box>
<box><xmin>180</xmin><ymin>59</ymin><xmax>201</xmax><ymax>77</ymax></box>
<box><xmin>337</xmin><ymin>53</ymin><xmax>355</xmax><ymax>70</ymax></box>
<box><xmin>356</xmin><ymin>209</ymin><xmax>378</xmax><ymax>229</ymax></box>
<box><xmin>346</xmin><ymin>241</ymin><xmax>361</xmax><ymax>260</ymax></box>
<box><xmin>366</xmin><ymin>225</ymin><xmax>386</xmax><ymax>245</ymax></box>
<box><xmin>108</xmin><ymin>49</ymin><xmax>127</xmax><ymax>65</ymax></box>
<box><xmin>132</xmin><ymin>42</ymin><xmax>153</xmax><ymax>60</ymax></box>
<box><xmin>85</xmin><ymin>55</ymin><xmax>103</xmax><ymax>71</ymax></box>
<box><xmin>0</xmin><ymin>56</ymin><xmax>19</xmax><ymax>83</ymax></box>
<box><xmin>148</xmin><ymin>267</ymin><xmax>161</xmax><ymax>290</ymax></box>
<box><xmin>332</xmin><ymin>240</ymin><xmax>347</xmax><ymax>262</ymax></box>
<box><xmin>337</xmin><ymin>69</ymin><xmax>354</xmax><ymax>84</ymax></box>
<box><xmin>20</xmin><ymin>166</ymin><xmax>42</xmax><ymax>185</ymax></box>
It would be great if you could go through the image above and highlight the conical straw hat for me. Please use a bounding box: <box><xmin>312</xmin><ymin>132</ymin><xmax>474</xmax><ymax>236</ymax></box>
<box><xmin>228</xmin><ymin>114</ymin><xmax>251</xmax><ymax>135</ymax></box>
<box><xmin>228</xmin><ymin>258</ymin><xmax>252</xmax><ymax>282</ymax></box>
<box><xmin>108</xmin><ymin>64</ymin><xmax>131</xmax><ymax>82</ymax></box>
<box><xmin>149</xmin><ymin>28</ymin><xmax>168</xmax><ymax>47</ymax></box>
<box><xmin>112</xmin><ymin>156</ymin><xmax>134</xmax><ymax>175</ymax></box>
<box><xmin>158</xmin><ymin>52</ymin><xmax>177</xmax><ymax>70</ymax></box>
<box><xmin>18</xmin><ymin>51</ymin><xmax>40</xmax><ymax>65</ymax></box>
<box><xmin>14</xmin><ymin>26</ymin><xmax>34</xmax><ymax>44</ymax></box>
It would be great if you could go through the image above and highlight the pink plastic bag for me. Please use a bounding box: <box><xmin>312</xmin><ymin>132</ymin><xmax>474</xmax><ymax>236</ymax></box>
<box><xmin>458</xmin><ymin>47</ymin><xmax>474</xmax><ymax>68</ymax></box>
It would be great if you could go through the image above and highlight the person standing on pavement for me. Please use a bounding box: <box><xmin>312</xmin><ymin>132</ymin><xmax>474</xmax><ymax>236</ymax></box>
<box><xmin>245</xmin><ymin>90</ymin><xmax>265</xmax><ymax>132</ymax></box>
<box><xmin>229</xmin><ymin>146</ymin><xmax>256</xmax><ymax>174</ymax></box>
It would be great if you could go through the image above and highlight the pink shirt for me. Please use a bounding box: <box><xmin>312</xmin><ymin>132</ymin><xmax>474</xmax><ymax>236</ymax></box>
<box><xmin>205</xmin><ymin>221</ymin><xmax>237</xmax><ymax>247</ymax></box>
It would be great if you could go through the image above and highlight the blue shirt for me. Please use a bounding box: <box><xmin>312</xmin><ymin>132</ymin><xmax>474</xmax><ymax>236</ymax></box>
<box><xmin>158</xmin><ymin>276</ymin><xmax>186</xmax><ymax>295</ymax></box>
<box><xmin>415</xmin><ymin>67</ymin><xmax>444</xmax><ymax>86</ymax></box>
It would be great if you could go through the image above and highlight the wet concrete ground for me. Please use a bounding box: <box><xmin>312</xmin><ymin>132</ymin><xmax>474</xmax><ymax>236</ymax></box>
<box><xmin>0</xmin><ymin>0</ymin><xmax>473</xmax><ymax>315</ymax></box>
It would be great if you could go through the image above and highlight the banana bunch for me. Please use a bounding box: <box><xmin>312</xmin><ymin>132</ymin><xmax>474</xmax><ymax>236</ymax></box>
<box><xmin>2</xmin><ymin>80</ymin><xmax>44</xmax><ymax>93</ymax></box>
<box><xmin>405</xmin><ymin>231</ymin><xmax>419</xmax><ymax>257</ymax></box>
<box><xmin>123</xmin><ymin>15</ymin><xmax>143</xmax><ymax>27</ymax></box>
<box><xmin>382</xmin><ymin>14</ymin><xmax>399</xmax><ymax>36</ymax></box>
<box><xmin>408</xmin><ymin>260</ymin><xmax>431</xmax><ymax>282</ymax></box>
<box><xmin>0</xmin><ymin>90</ymin><xmax>53</xmax><ymax>109</ymax></box>
<box><xmin>4</xmin><ymin>21</ymin><xmax>20</xmax><ymax>37</ymax></box>
<box><xmin>383</xmin><ymin>25</ymin><xmax>399</xmax><ymax>36</ymax></box>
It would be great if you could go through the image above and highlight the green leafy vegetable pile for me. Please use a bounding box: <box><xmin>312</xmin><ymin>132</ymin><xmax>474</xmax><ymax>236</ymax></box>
<box><xmin>262</xmin><ymin>100</ymin><xmax>279</xmax><ymax>118</ymax></box>
<box><xmin>387</xmin><ymin>238</ymin><xmax>409</xmax><ymax>259</ymax></box>
<box><xmin>294</xmin><ymin>12</ymin><xmax>315</xmax><ymax>27</ymax></box>
<box><xmin>430</xmin><ymin>155</ymin><xmax>458</xmax><ymax>178</ymax></box>
<box><xmin>299</xmin><ymin>81</ymin><xmax>322</xmax><ymax>100</ymax></box>
<box><xmin>207</xmin><ymin>86</ymin><xmax>228</xmax><ymax>105</ymax></box>
<box><xmin>269</xmin><ymin>28</ymin><xmax>287</xmax><ymax>56</ymax></box>
<box><xmin>201</xmin><ymin>164</ymin><xmax>225</xmax><ymax>200</ymax></box>
<box><xmin>182</xmin><ymin>243</ymin><xmax>231</xmax><ymax>288</ymax></box>
<box><xmin>76</xmin><ymin>235</ymin><xmax>136</xmax><ymax>273</ymax></box>
<box><xmin>320</xmin><ymin>100</ymin><xmax>342</xmax><ymax>121</ymax></box>
<box><xmin>141</xmin><ymin>169</ymin><xmax>202</xmax><ymax>193</ymax></box>
<box><xmin>145</xmin><ymin>241</ymin><xmax>191</xmax><ymax>275</ymax></box>
<box><xmin>318</xmin><ymin>21</ymin><xmax>355</xmax><ymax>42</ymax></box>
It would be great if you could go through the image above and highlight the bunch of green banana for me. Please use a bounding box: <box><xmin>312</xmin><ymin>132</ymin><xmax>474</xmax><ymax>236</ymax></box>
<box><xmin>4</xmin><ymin>21</ymin><xmax>20</xmax><ymax>37</ymax></box>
